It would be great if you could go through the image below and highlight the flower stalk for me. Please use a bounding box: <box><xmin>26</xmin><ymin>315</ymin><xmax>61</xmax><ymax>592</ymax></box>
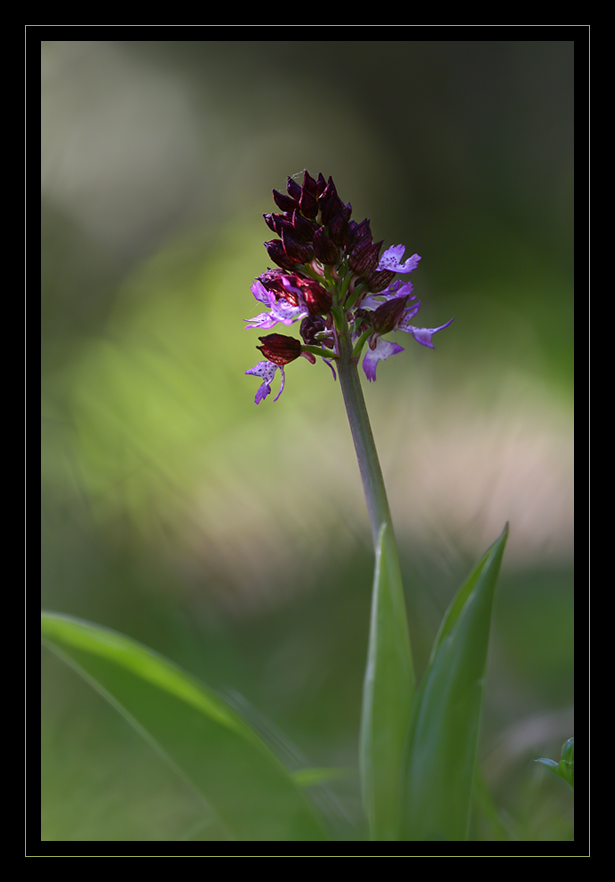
<box><xmin>335</xmin><ymin>318</ymin><xmax>393</xmax><ymax>546</ymax></box>
<box><xmin>336</xmin><ymin>315</ymin><xmax>415</xmax><ymax>840</ymax></box>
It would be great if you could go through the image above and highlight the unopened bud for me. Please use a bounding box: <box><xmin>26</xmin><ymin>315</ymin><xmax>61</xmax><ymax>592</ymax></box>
<box><xmin>281</xmin><ymin>229</ymin><xmax>314</xmax><ymax>263</ymax></box>
<box><xmin>264</xmin><ymin>238</ymin><xmax>297</xmax><ymax>271</ymax></box>
<box><xmin>313</xmin><ymin>226</ymin><xmax>339</xmax><ymax>265</ymax></box>
<box><xmin>372</xmin><ymin>295</ymin><xmax>411</xmax><ymax>335</ymax></box>
<box><xmin>272</xmin><ymin>189</ymin><xmax>299</xmax><ymax>213</ymax></box>
<box><xmin>349</xmin><ymin>239</ymin><xmax>383</xmax><ymax>277</ymax></box>
<box><xmin>366</xmin><ymin>269</ymin><xmax>397</xmax><ymax>293</ymax></box>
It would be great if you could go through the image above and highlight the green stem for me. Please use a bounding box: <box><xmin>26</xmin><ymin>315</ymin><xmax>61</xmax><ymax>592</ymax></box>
<box><xmin>336</xmin><ymin>318</ymin><xmax>415</xmax><ymax>841</ymax></box>
<box><xmin>336</xmin><ymin>323</ymin><xmax>393</xmax><ymax>546</ymax></box>
<box><xmin>300</xmin><ymin>344</ymin><xmax>339</xmax><ymax>361</ymax></box>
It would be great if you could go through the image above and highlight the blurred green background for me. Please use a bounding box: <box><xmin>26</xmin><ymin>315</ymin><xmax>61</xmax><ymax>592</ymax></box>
<box><xmin>41</xmin><ymin>40</ymin><xmax>574</xmax><ymax>842</ymax></box>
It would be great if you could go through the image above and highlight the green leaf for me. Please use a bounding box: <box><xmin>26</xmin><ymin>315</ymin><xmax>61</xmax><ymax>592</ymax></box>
<box><xmin>41</xmin><ymin>611</ymin><xmax>328</xmax><ymax>841</ymax></box>
<box><xmin>401</xmin><ymin>523</ymin><xmax>508</xmax><ymax>841</ymax></box>
<box><xmin>535</xmin><ymin>757</ymin><xmax>560</xmax><ymax>771</ymax></box>
<box><xmin>536</xmin><ymin>736</ymin><xmax>574</xmax><ymax>791</ymax></box>
<box><xmin>359</xmin><ymin>524</ymin><xmax>416</xmax><ymax>841</ymax></box>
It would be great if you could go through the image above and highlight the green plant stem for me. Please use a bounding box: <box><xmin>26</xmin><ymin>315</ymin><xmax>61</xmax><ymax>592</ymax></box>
<box><xmin>336</xmin><ymin>323</ymin><xmax>393</xmax><ymax>545</ymax></box>
<box><xmin>336</xmin><ymin>317</ymin><xmax>415</xmax><ymax>840</ymax></box>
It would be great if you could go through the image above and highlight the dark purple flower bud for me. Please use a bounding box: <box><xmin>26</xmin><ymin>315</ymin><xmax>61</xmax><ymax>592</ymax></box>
<box><xmin>272</xmin><ymin>189</ymin><xmax>299</xmax><ymax>213</ymax></box>
<box><xmin>286</xmin><ymin>176</ymin><xmax>302</xmax><ymax>201</ymax></box>
<box><xmin>281</xmin><ymin>229</ymin><xmax>314</xmax><ymax>263</ymax></box>
<box><xmin>277</xmin><ymin>212</ymin><xmax>318</xmax><ymax>242</ymax></box>
<box><xmin>365</xmin><ymin>269</ymin><xmax>397</xmax><ymax>293</ymax></box>
<box><xmin>348</xmin><ymin>239</ymin><xmax>383</xmax><ymax>277</ymax></box>
<box><xmin>300</xmin><ymin>314</ymin><xmax>327</xmax><ymax>345</ymax></box>
<box><xmin>263</xmin><ymin>213</ymin><xmax>283</xmax><ymax>234</ymax></box>
<box><xmin>316</xmin><ymin>172</ymin><xmax>327</xmax><ymax>196</ymax></box>
<box><xmin>298</xmin><ymin>277</ymin><xmax>333</xmax><ymax>315</ymax></box>
<box><xmin>348</xmin><ymin>237</ymin><xmax>370</xmax><ymax>271</ymax></box>
<box><xmin>313</xmin><ymin>226</ymin><xmax>339</xmax><ymax>265</ymax></box>
<box><xmin>372</xmin><ymin>295</ymin><xmax>411</xmax><ymax>335</ymax></box>
<box><xmin>365</xmin><ymin>240</ymin><xmax>384</xmax><ymax>277</ymax></box>
<box><xmin>299</xmin><ymin>187</ymin><xmax>319</xmax><ymax>219</ymax></box>
<box><xmin>257</xmin><ymin>333</ymin><xmax>302</xmax><ymax>366</ymax></box>
<box><xmin>301</xmin><ymin>170</ymin><xmax>319</xmax><ymax>197</ymax></box>
<box><xmin>272</xmin><ymin>214</ymin><xmax>300</xmax><ymax>240</ymax></box>
<box><xmin>318</xmin><ymin>187</ymin><xmax>342</xmax><ymax>224</ymax></box>
<box><xmin>290</xmin><ymin>209</ymin><xmax>318</xmax><ymax>242</ymax></box>
<box><xmin>264</xmin><ymin>238</ymin><xmax>297</xmax><ymax>270</ymax></box>
<box><xmin>319</xmin><ymin>180</ymin><xmax>344</xmax><ymax>226</ymax></box>
<box><xmin>319</xmin><ymin>176</ymin><xmax>338</xmax><ymax>204</ymax></box>
<box><xmin>327</xmin><ymin>210</ymin><xmax>349</xmax><ymax>247</ymax></box>
<box><xmin>346</xmin><ymin>218</ymin><xmax>373</xmax><ymax>252</ymax></box>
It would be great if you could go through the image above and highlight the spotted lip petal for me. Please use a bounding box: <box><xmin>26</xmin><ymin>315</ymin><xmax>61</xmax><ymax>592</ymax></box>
<box><xmin>245</xmin><ymin>296</ymin><xmax>308</xmax><ymax>330</ymax></box>
<box><xmin>245</xmin><ymin>360</ymin><xmax>286</xmax><ymax>403</ymax></box>
<box><xmin>377</xmin><ymin>245</ymin><xmax>421</xmax><ymax>274</ymax></box>
<box><xmin>362</xmin><ymin>338</ymin><xmax>405</xmax><ymax>382</ymax></box>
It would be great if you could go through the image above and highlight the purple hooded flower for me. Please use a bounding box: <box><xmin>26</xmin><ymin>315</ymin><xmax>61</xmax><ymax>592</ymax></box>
<box><xmin>245</xmin><ymin>278</ymin><xmax>308</xmax><ymax>329</ymax></box>
<box><xmin>245</xmin><ymin>360</ymin><xmax>286</xmax><ymax>404</ymax></box>
<box><xmin>360</xmin><ymin>316</ymin><xmax>455</xmax><ymax>380</ymax></box>
<box><xmin>359</xmin><ymin>280</ymin><xmax>454</xmax><ymax>380</ymax></box>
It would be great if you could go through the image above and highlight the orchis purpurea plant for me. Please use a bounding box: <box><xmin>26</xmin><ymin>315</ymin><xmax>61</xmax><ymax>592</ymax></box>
<box><xmin>243</xmin><ymin>171</ymin><xmax>508</xmax><ymax>840</ymax></box>
<box><xmin>41</xmin><ymin>172</ymin><xmax>512</xmax><ymax>843</ymax></box>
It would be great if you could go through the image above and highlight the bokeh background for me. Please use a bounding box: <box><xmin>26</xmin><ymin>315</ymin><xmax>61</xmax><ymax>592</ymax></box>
<box><xmin>41</xmin><ymin>40</ymin><xmax>574</xmax><ymax>842</ymax></box>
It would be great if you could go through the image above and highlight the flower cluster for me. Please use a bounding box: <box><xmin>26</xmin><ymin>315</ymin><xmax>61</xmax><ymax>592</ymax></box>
<box><xmin>246</xmin><ymin>171</ymin><xmax>453</xmax><ymax>403</ymax></box>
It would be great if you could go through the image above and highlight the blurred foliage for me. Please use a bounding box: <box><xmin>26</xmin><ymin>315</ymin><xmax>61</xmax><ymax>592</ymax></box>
<box><xmin>41</xmin><ymin>39</ymin><xmax>574</xmax><ymax>842</ymax></box>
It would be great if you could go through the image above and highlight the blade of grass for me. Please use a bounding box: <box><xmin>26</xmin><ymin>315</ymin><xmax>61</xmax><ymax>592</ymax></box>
<box><xmin>41</xmin><ymin>611</ymin><xmax>328</xmax><ymax>841</ymax></box>
<box><xmin>401</xmin><ymin>523</ymin><xmax>508</xmax><ymax>841</ymax></box>
<box><xmin>359</xmin><ymin>523</ymin><xmax>416</xmax><ymax>841</ymax></box>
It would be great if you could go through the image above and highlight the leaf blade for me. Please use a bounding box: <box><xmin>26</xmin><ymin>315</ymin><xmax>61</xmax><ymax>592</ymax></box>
<box><xmin>401</xmin><ymin>523</ymin><xmax>508</xmax><ymax>841</ymax></box>
<box><xmin>359</xmin><ymin>524</ymin><xmax>416</xmax><ymax>840</ymax></box>
<box><xmin>41</xmin><ymin>611</ymin><xmax>328</xmax><ymax>841</ymax></box>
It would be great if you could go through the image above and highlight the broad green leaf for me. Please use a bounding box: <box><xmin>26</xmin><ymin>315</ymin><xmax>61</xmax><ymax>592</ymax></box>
<box><xmin>359</xmin><ymin>524</ymin><xmax>416</xmax><ymax>841</ymax></box>
<box><xmin>41</xmin><ymin>611</ymin><xmax>328</xmax><ymax>841</ymax></box>
<box><xmin>401</xmin><ymin>523</ymin><xmax>508</xmax><ymax>841</ymax></box>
